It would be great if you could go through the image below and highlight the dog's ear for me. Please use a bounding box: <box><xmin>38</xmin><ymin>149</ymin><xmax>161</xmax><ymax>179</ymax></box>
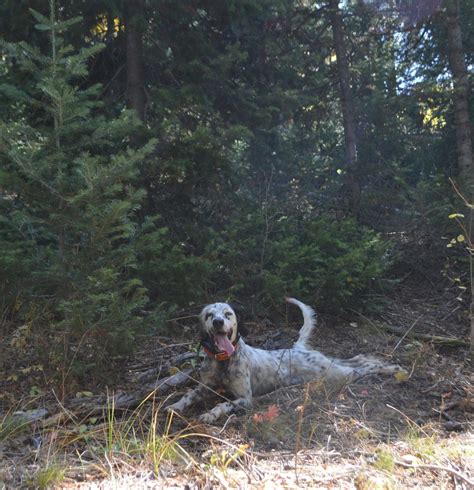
<box><xmin>231</xmin><ymin>304</ymin><xmax>248</xmax><ymax>337</ymax></box>
<box><xmin>198</xmin><ymin>307</ymin><xmax>211</xmax><ymax>341</ymax></box>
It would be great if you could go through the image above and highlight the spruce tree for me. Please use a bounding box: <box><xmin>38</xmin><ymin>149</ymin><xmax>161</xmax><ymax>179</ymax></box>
<box><xmin>0</xmin><ymin>2</ymin><xmax>157</xmax><ymax>383</ymax></box>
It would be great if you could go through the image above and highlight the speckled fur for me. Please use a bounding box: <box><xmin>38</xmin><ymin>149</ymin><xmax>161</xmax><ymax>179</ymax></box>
<box><xmin>167</xmin><ymin>298</ymin><xmax>405</xmax><ymax>424</ymax></box>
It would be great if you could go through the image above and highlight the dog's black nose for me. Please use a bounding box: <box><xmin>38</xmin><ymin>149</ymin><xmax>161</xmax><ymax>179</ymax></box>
<box><xmin>212</xmin><ymin>318</ymin><xmax>224</xmax><ymax>329</ymax></box>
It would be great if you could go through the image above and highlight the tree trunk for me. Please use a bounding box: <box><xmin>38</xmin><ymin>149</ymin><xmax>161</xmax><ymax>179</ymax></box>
<box><xmin>445</xmin><ymin>0</ymin><xmax>474</xmax><ymax>352</ymax></box>
<box><xmin>470</xmin><ymin>298</ymin><xmax>474</xmax><ymax>352</ymax></box>
<box><xmin>328</xmin><ymin>0</ymin><xmax>360</xmax><ymax>218</ymax></box>
<box><xmin>446</xmin><ymin>0</ymin><xmax>473</xmax><ymax>197</ymax></box>
<box><xmin>124</xmin><ymin>0</ymin><xmax>146</xmax><ymax>122</ymax></box>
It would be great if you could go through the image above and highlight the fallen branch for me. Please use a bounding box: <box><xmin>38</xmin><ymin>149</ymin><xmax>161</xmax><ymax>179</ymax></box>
<box><xmin>135</xmin><ymin>351</ymin><xmax>199</xmax><ymax>382</ymax></box>
<box><xmin>378</xmin><ymin>323</ymin><xmax>469</xmax><ymax>347</ymax></box>
<box><xmin>42</xmin><ymin>368</ymin><xmax>194</xmax><ymax>427</ymax></box>
<box><xmin>443</xmin><ymin>397</ymin><xmax>474</xmax><ymax>413</ymax></box>
<box><xmin>395</xmin><ymin>460</ymin><xmax>474</xmax><ymax>487</ymax></box>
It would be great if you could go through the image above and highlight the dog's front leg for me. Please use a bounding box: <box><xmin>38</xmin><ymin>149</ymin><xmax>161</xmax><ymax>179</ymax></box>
<box><xmin>198</xmin><ymin>397</ymin><xmax>252</xmax><ymax>424</ymax></box>
<box><xmin>198</xmin><ymin>376</ymin><xmax>252</xmax><ymax>424</ymax></box>
<box><xmin>166</xmin><ymin>385</ymin><xmax>208</xmax><ymax>414</ymax></box>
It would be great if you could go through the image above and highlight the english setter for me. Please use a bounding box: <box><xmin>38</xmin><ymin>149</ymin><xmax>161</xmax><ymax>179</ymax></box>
<box><xmin>167</xmin><ymin>298</ymin><xmax>405</xmax><ymax>424</ymax></box>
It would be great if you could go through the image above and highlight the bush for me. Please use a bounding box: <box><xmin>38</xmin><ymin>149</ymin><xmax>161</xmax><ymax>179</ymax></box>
<box><xmin>134</xmin><ymin>217</ymin><xmax>215</xmax><ymax>306</ymax></box>
<box><xmin>206</xmin><ymin>213</ymin><xmax>390</xmax><ymax>311</ymax></box>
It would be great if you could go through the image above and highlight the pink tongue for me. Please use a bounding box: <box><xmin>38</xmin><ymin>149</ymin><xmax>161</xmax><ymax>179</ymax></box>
<box><xmin>215</xmin><ymin>334</ymin><xmax>235</xmax><ymax>356</ymax></box>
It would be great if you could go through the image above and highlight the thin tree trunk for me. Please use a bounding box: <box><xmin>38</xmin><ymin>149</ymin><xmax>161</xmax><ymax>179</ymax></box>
<box><xmin>446</xmin><ymin>0</ymin><xmax>473</xmax><ymax>197</ymax></box>
<box><xmin>125</xmin><ymin>0</ymin><xmax>146</xmax><ymax>122</ymax></box>
<box><xmin>446</xmin><ymin>0</ymin><xmax>474</xmax><ymax>351</ymax></box>
<box><xmin>328</xmin><ymin>0</ymin><xmax>360</xmax><ymax>217</ymax></box>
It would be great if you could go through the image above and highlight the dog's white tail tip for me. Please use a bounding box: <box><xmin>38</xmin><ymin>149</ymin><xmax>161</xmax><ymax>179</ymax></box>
<box><xmin>286</xmin><ymin>297</ymin><xmax>317</xmax><ymax>348</ymax></box>
<box><xmin>285</xmin><ymin>297</ymin><xmax>303</xmax><ymax>307</ymax></box>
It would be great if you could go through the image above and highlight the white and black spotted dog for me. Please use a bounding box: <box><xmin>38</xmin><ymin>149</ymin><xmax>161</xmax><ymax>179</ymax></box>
<box><xmin>167</xmin><ymin>298</ymin><xmax>405</xmax><ymax>424</ymax></box>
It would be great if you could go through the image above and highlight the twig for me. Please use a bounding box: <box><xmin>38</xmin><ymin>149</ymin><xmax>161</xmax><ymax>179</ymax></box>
<box><xmin>218</xmin><ymin>414</ymin><xmax>237</xmax><ymax>435</ymax></box>
<box><xmin>379</xmin><ymin>323</ymin><xmax>469</xmax><ymax>347</ymax></box>
<box><xmin>440</xmin><ymin>305</ymin><xmax>462</xmax><ymax>322</ymax></box>
<box><xmin>449</xmin><ymin>177</ymin><xmax>474</xmax><ymax>210</ymax></box>
<box><xmin>351</xmin><ymin>309</ymin><xmax>468</xmax><ymax>346</ymax></box>
<box><xmin>392</xmin><ymin>313</ymin><xmax>425</xmax><ymax>352</ymax></box>
<box><xmin>386</xmin><ymin>404</ymin><xmax>429</xmax><ymax>434</ymax></box>
<box><xmin>65</xmin><ymin>368</ymin><xmax>193</xmax><ymax>415</ymax></box>
<box><xmin>294</xmin><ymin>383</ymin><xmax>310</xmax><ymax>485</ymax></box>
<box><xmin>394</xmin><ymin>460</ymin><xmax>474</xmax><ymax>487</ymax></box>
<box><xmin>420</xmin><ymin>381</ymin><xmax>441</xmax><ymax>394</ymax></box>
<box><xmin>100</xmin><ymin>64</ymin><xmax>125</xmax><ymax>97</ymax></box>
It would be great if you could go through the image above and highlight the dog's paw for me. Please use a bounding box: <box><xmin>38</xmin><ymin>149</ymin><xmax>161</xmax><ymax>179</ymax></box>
<box><xmin>198</xmin><ymin>412</ymin><xmax>218</xmax><ymax>425</ymax></box>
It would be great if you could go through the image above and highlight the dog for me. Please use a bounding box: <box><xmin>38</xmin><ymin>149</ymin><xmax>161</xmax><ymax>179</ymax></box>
<box><xmin>166</xmin><ymin>298</ymin><xmax>405</xmax><ymax>424</ymax></box>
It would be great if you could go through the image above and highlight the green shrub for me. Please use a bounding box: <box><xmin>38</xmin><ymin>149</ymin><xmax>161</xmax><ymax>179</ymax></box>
<box><xmin>207</xmin><ymin>213</ymin><xmax>390</xmax><ymax>311</ymax></box>
<box><xmin>134</xmin><ymin>217</ymin><xmax>215</xmax><ymax>305</ymax></box>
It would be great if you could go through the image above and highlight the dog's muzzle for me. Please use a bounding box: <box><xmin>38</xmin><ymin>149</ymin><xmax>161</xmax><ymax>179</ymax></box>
<box><xmin>202</xmin><ymin>318</ymin><xmax>239</xmax><ymax>361</ymax></box>
<box><xmin>212</xmin><ymin>318</ymin><xmax>224</xmax><ymax>330</ymax></box>
<box><xmin>211</xmin><ymin>318</ymin><xmax>233</xmax><ymax>352</ymax></box>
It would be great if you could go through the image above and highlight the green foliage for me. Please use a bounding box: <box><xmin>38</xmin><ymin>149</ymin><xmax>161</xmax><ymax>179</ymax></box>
<box><xmin>207</xmin><ymin>214</ymin><xmax>389</xmax><ymax>310</ymax></box>
<box><xmin>134</xmin><ymin>217</ymin><xmax>215</xmax><ymax>305</ymax></box>
<box><xmin>0</xmin><ymin>8</ymin><xmax>159</xmax><ymax>380</ymax></box>
<box><xmin>31</xmin><ymin>465</ymin><xmax>66</xmax><ymax>490</ymax></box>
<box><xmin>1</xmin><ymin>0</ymin><xmax>471</xmax><ymax>385</ymax></box>
<box><xmin>266</xmin><ymin>218</ymin><xmax>389</xmax><ymax>309</ymax></box>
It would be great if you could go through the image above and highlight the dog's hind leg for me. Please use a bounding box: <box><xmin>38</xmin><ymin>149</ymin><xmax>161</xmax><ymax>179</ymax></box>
<box><xmin>337</xmin><ymin>355</ymin><xmax>405</xmax><ymax>376</ymax></box>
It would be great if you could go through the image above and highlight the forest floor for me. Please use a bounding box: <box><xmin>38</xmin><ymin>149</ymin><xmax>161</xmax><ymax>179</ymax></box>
<box><xmin>1</xmin><ymin>282</ymin><xmax>473</xmax><ymax>489</ymax></box>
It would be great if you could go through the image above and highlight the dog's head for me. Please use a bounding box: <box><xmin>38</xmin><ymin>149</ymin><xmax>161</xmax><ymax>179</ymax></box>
<box><xmin>199</xmin><ymin>302</ymin><xmax>247</xmax><ymax>357</ymax></box>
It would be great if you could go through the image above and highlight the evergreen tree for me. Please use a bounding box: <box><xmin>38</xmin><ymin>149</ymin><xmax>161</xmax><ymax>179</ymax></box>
<box><xmin>0</xmin><ymin>3</ymin><xmax>158</xmax><ymax>382</ymax></box>
<box><xmin>1</xmin><ymin>0</ymin><xmax>470</xmax><ymax>365</ymax></box>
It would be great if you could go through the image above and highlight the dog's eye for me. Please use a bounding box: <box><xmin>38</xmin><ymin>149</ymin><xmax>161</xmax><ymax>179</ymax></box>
<box><xmin>205</xmin><ymin>313</ymin><xmax>212</xmax><ymax>320</ymax></box>
<box><xmin>225</xmin><ymin>312</ymin><xmax>233</xmax><ymax>319</ymax></box>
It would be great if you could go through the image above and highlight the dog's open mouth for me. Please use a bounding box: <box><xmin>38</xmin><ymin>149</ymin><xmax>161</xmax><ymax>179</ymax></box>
<box><xmin>214</xmin><ymin>332</ymin><xmax>235</xmax><ymax>356</ymax></box>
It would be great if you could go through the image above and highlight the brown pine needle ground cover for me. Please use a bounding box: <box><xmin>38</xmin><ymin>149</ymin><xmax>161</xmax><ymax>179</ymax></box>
<box><xmin>1</xmin><ymin>286</ymin><xmax>472</xmax><ymax>489</ymax></box>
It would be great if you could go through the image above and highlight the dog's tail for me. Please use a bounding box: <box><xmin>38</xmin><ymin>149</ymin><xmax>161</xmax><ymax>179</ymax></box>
<box><xmin>286</xmin><ymin>297</ymin><xmax>316</xmax><ymax>349</ymax></box>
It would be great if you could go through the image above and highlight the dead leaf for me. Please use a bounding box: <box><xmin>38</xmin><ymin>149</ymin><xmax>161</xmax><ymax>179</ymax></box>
<box><xmin>394</xmin><ymin>371</ymin><xmax>409</xmax><ymax>383</ymax></box>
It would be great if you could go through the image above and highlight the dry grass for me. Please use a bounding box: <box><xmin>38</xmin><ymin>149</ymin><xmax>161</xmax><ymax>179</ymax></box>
<box><xmin>1</xmin><ymin>377</ymin><xmax>472</xmax><ymax>489</ymax></box>
<box><xmin>1</xmin><ymin>290</ymin><xmax>472</xmax><ymax>489</ymax></box>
